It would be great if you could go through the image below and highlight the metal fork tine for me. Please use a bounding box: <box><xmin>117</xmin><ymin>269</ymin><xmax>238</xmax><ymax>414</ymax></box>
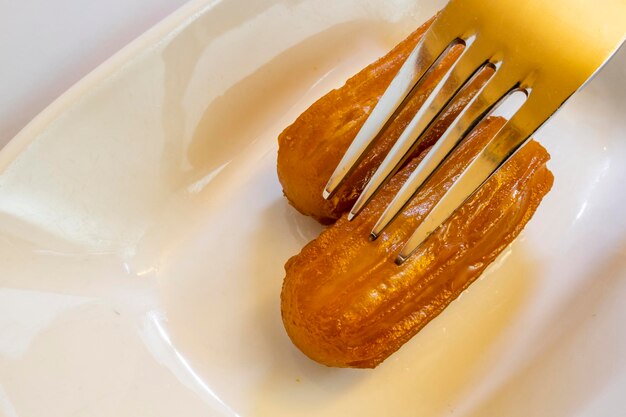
<box><xmin>322</xmin><ymin>29</ymin><xmax>460</xmax><ymax>199</ymax></box>
<box><xmin>371</xmin><ymin>70</ymin><xmax>519</xmax><ymax>238</ymax></box>
<box><xmin>396</xmin><ymin>98</ymin><xmax>547</xmax><ymax>264</ymax></box>
<box><xmin>347</xmin><ymin>39</ymin><xmax>490</xmax><ymax>220</ymax></box>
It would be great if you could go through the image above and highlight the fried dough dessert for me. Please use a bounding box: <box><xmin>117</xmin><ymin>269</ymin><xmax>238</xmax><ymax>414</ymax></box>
<box><xmin>277</xmin><ymin>19</ymin><xmax>554</xmax><ymax>368</ymax></box>
<box><xmin>281</xmin><ymin>119</ymin><xmax>553</xmax><ymax>368</ymax></box>
<box><xmin>277</xmin><ymin>17</ymin><xmax>492</xmax><ymax>224</ymax></box>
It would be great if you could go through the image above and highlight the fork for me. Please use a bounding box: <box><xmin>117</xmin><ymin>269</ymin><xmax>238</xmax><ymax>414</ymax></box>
<box><xmin>322</xmin><ymin>0</ymin><xmax>626</xmax><ymax>264</ymax></box>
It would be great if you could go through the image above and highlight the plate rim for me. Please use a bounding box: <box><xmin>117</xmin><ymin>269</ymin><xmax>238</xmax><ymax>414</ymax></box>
<box><xmin>0</xmin><ymin>0</ymin><xmax>219</xmax><ymax>170</ymax></box>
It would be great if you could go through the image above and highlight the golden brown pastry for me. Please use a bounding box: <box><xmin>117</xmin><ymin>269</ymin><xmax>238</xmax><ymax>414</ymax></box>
<box><xmin>277</xmin><ymin>17</ymin><xmax>490</xmax><ymax>224</ymax></box>
<box><xmin>281</xmin><ymin>119</ymin><xmax>554</xmax><ymax>368</ymax></box>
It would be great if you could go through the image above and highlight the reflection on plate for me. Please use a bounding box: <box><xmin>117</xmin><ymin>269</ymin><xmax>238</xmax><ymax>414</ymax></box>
<box><xmin>0</xmin><ymin>1</ymin><xmax>625</xmax><ymax>416</ymax></box>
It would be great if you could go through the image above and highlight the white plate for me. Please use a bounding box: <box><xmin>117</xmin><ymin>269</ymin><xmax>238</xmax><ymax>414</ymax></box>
<box><xmin>1</xmin><ymin>1</ymin><xmax>625</xmax><ymax>416</ymax></box>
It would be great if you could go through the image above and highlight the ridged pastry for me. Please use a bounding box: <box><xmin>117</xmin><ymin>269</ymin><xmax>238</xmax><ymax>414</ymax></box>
<box><xmin>277</xmin><ymin>17</ymin><xmax>491</xmax><ymax>224</ymax></box>
<box><xmin>281</xmin><ymin>119</ymin><xmax>553</xmax><ymax>368</ymax></box>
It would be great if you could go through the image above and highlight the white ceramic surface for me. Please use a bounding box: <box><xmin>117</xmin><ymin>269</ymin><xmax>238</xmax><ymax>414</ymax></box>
<box><xmin>0</xmin><ymin>1</ymin><xmax>624</xmax><ymax>416</ymax></box>
<box><xmin>0</xmin><ymin>0</ymin><xmax>190</xmax><ymax>148</ymax></box>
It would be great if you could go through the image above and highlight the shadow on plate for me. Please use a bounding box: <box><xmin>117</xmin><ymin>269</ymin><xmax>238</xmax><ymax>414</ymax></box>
<box><xmin>159</xmin><ymin>18</ymin><xmax>398</xmax><ymax>189</ymax></box>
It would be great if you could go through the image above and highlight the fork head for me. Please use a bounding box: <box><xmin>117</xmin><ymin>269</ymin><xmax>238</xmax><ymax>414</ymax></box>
<box><xmin>323</xmin><ymin>0</ymin><xmax>626</xmax><ymax>264</ymax></box>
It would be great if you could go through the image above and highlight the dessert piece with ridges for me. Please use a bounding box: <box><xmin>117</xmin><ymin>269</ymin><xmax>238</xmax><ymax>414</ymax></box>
<box><xmin>277</xmin><ymin>17</ymin><xmax>491</xmax><ymax>224</ymax></box>
<box><xmin>280</xmin><ymin>118</ymin><xmax>554</xmax><ymax>368</ymax></box>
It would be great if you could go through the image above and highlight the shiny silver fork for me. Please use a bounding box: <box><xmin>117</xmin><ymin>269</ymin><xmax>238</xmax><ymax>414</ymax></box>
<box><xmin>323</xmin><ymin>0</ymin><xmax>626</xmax><ymax>264</ymax></box>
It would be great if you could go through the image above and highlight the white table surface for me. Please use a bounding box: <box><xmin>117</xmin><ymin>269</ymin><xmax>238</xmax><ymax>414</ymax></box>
<box><xmin>0</xmin><ymin>0</ymin><xmax>190</xmax><ymax>149</ymax></box>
